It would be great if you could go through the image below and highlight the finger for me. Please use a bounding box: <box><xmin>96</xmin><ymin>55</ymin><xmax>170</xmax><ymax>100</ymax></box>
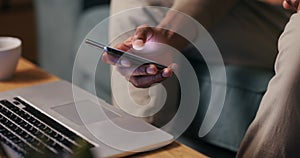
<box><xmin>114</xmin><ymin>36</ymin><xmax>133</xmax><ymax>51</ymax></box>
<box><xmin>101</xmin><ymin>52</ymin><xmax>118</xmax><ymax>65</ymax></box>
<box><xmin>162</xmin><ymin>68</ymin><xmax>173</xmax><ymax>78</ymax></box>
<box><xmin>168</xmin><ymin>63</ymin><xmax>178</xmax><ymax>71</ymax></box>
<box><xmin>102</xmin><ymin>52</ymin><xmax>131</xmax><ymax>67</ymax></box>
<box><xmin>129</xmin><ymin>70</ymin><xmax>170</xmax><ymax>88</ymax></box>
<box><xmin>283</xmin><ymin>0</ymin><xmax>294</xmax><ymax>9</ymax></box>
<box><xmin>132</xmin><ymin>25</ymin><xmax>154</xmax><ymax>50</ymax></box>
<box><xmin>106</xmin><ymin>36</ymin><xmax>134</xmax><ymax>67</ymax></box>
<box><xmin>283</xmin><ymin>0</ymin><xmax>299</xmax><ymax>10</ymax></box>
<box><xmin>118</xmin><ymin>64</ymin><xmax>158</xmax><ymax>77</ymax></box>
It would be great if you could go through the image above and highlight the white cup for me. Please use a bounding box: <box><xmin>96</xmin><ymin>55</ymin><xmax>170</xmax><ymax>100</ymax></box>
<box><xmin>0</xmin><ymin>37</ymin><xmax>22</xmax><ymax>80</ymax></box>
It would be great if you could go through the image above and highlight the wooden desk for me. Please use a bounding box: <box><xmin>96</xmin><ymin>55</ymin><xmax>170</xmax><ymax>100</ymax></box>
<box><xmin>0</xmin><ymin>58</ymin><xmax>207</xmax><ymax>158</ymax></box>
<box><xmin>0</xmin><ymin>58</ymin><xmax>58</xmax><ymax>91</ymax></box>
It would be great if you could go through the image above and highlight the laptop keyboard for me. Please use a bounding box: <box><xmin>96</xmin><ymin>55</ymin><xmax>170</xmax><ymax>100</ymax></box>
<box><xmin>0</xmin><ymin>97</ymin><xmax>93</xmax><ymax>157</ymax></box>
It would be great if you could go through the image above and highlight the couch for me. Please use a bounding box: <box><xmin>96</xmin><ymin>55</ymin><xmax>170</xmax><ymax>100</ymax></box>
<box><xmin>34</xmin><ymin>0</ymin><xmax>111</xmax><ymax>103</ymax></box>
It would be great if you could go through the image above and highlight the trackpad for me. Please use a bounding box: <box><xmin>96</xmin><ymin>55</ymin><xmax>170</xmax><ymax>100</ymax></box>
<box><xmin>52</xmin><ymin>100</ymin><xmax>120</xmax><ymax>125</ymax></box>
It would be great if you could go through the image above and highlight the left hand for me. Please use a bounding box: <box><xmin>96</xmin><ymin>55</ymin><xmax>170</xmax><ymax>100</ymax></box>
<box><xmin>102</xmin><ymin>25</ymin><xmax>181</xmax><ymax>88</ymax></box>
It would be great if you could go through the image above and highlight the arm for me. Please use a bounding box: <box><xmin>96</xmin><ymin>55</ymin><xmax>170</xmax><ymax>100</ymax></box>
<box><xmin>170</xmin><ymin>0</ymin><xmax>240</xmax><ymax>28</ymax></box>
<box><xmin>237</xmin><ymin>2</ymin><xmax>300</xmax><ymax>156</ymax></box>
<box><xmin>144</xmin><ymin>0</ymin><xmax>242</xmax><ymax>49</ymax></box>
<box><xmin>103</xmin><ymin>0</ymin><xmax>241</xmax><ymax>88</ymax></box>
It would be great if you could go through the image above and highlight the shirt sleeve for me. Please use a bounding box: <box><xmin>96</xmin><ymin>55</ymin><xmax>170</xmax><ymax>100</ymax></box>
<box><xmin>237</xmin><ymin>12</ymin><xmax>300</xmax><ymax>157</ymax></box>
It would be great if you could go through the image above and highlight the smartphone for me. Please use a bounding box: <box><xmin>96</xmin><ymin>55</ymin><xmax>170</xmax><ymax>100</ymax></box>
<box><xmin>85</xmin><ymin>39</ymin><xmax>167</xmax><ymax>69</ymax></box>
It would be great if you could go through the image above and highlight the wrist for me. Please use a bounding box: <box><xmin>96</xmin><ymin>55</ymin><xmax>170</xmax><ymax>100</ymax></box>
<box><xmin>157</xmin><ymin>10</ymin><xmax>197</xmax><ymax>48</ymax></box>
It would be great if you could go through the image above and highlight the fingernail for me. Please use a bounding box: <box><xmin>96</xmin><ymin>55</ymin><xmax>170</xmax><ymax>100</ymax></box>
<box><xmin>120</xmin><ymin>59</ymin><xmax>131</xmax><ymax>67</ymax></box>
<box><xmin>133</xmin><ymin>39</ymin><xmax>145</xmax><ymax>50</ymax></box>
<box><xmin>162</xmin><ymin>69</ymin><xmax>171</xmax><ymax>78</ymax></box>
<box><xmin>147</xmin><ymin>66</ymin><xmax>156</xmax><ymax>74</ymax></box>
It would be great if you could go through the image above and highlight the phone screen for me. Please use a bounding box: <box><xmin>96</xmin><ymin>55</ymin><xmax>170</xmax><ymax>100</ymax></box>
<box><xmin>104</xmin><ymin>46</ymin><xmax>167</xmax><ymax>70</ymax></box>
<box><xmin>85</xmin><ymin>39</ymin><xmax>167</xmax><ymax>70</ymax></box>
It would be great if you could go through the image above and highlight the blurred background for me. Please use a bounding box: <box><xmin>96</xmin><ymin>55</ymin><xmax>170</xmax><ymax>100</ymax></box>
<box><xmin>0</xmin><ymin>1</ymin><xmax>291</xmax><ymax>158</ymax></box>
<box><xmin>0</xmin><ymin>0</ymin><xmax>37</xmax><ymax>63</ymax></box>
<box><xmin>0</xmin><ymin>0</ymin><xmax>112</xmax><ymax>107</ymax></box>
<box><xmin>0</xmin><ymin>0</ymin><xmax>110</xmax><ymax>68</ymax></box>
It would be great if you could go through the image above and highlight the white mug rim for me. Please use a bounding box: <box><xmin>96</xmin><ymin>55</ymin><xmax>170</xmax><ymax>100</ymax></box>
<box><xmin>0</xmin><ymin>37</ymin><xmax>22</xmax><ymax>52</ymax></box>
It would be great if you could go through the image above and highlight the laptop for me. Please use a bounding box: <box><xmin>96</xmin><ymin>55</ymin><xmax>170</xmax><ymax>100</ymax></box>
<box><xmin>0</xmin><ymin>80</ymin><xmax>173</xmax><ymax>157</ymax></box>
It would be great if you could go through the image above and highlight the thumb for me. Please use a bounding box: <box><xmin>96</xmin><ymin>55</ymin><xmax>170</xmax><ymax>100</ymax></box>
<box><xmin>132</xmin><ymin>25</ymin><xmax>154</xmax><ymax>50</ymax></box>
<box><xmin>284</xmin><ymin>0</ymin><xmax>300</xmax><ymax>11</ymax></box>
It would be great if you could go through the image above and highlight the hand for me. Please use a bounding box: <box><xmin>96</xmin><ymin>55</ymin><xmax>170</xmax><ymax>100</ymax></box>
<box><xmin>283</xmin><ymin>0</ymin><xmax>300</xmax><ymax>11</ymax></box>
<box><xmin>102</xmin><ymin>25</ymin><xmax>183</xmax><ymax>88</ymax></box>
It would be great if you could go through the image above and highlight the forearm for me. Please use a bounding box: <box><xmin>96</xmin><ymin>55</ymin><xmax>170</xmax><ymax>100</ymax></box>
<box><xmin>163</xmin><ymin>0</ymin><xmax>240</xmax><ymax>29</ymax></box>
<box><xmin>156</xmin><ymin>0</ymin><xmax>240</xmax><ymax>50</ymax></box>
